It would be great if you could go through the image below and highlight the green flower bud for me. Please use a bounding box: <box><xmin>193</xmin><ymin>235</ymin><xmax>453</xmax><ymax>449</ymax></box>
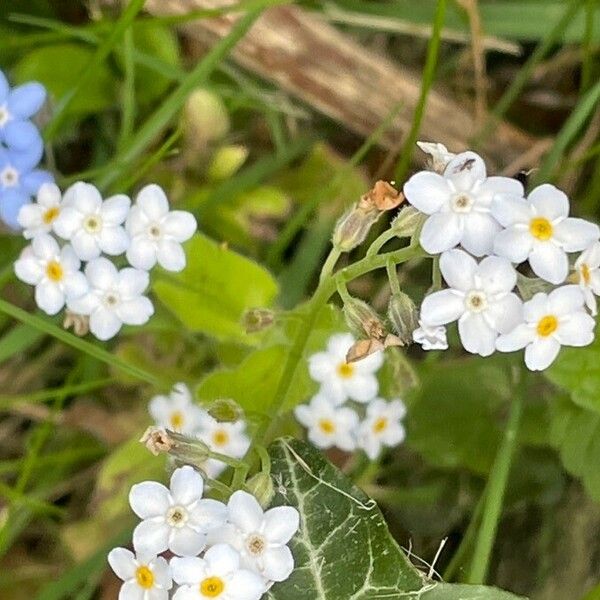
<box><xmin>244</xmin><ymin>472</ymin><xmax>275</xmax><ymax>509</ymax></box>
<box><xmin>332</xmin><ymin>205</ymin><xmax>381</xmax><ymax>252</ymax></box>
<box><xmin>390</xmin><ymin>206</ymin><xmax>426</xmax><ymax>238</ymax></box>
<box><xmin>387</xmin><ymin>292</ymin><xmax>418</xmax><ymax>345</ymax></box>
<box><xmin>242</xmin><ymin>308</ymin><xmax>275</xmax><ymax>333</ymax></box>
<box><xmin>207</xmin><ymin>145</ymin><xmax>249</xmax><ymax>181</ymax></box>
<box><xmin>343</xmin><ymin>297</ymin><xmax>387</xmax><ymax>340</ymax></box>
<box><xmin>207</xmin><ymin>398</ymin><xmax>244</xmax><ymax>423</ymax></box>
<box><xmin>140</xmin><ymin>427</ymin><xmax>210</xmax><ymax>466</ymax></box>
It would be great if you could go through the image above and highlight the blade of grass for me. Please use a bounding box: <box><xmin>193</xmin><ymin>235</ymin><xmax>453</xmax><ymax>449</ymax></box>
<box><xmin>0</xmin><ymin>447</ymin><xmax>105</xmax><ymax>476</ymax></box>
<box><xmin>394</xmin><ymin>0</ymin><xmax>447</xmax><ymax>183</ymax></box>
<box><xmin>95</xmin><ymin>6</ymin><xmax>267</xmax><ymax>191</ymax></box>
<box><xmin>0</xmin><ymin>298</ymin><xmax>167</xmax><ymax>388</ymax></box>
<box><xmin>43</xmin><ymin>0</ymin><xmax>147</xmax><ymax>141</ymax></box>
<box><xmin>0</xmin><ymin>324</ymin><xmax>43</xmax><ymax>363</ymax></box>
<box><xmin>580</xmin><ymin>0</ymin><xmax>598</xmax><ymax>93</ymax></box>
<box><xmin>117</xmin><ymin>27</ymin><xmax>136</xmax><ymax>151</ymax></box>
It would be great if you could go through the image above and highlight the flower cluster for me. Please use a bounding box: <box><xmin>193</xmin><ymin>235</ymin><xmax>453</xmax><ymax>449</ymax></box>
<box><xmin>108</xmin><ymin>466</ymin><xmax>300</xmax><ymax>599</ymax></box>
<box><xmin>14</xmin><ymin>182</ymin><xmax>196</xmax><ymax>340</ymax></box>
<box><xmin>406</xmin><ymin>146</ymin><xmax>599</xmax><ymax>371</ymax></box>
<box><xmin>295</xmin><ymin>333</ymin><xmax>406</xmax><ymax>460</ymax></box>
<box><xmin>149</xmin><ymin>383</ymin><xmax>250</xmax><ymax>480</ymax></box>
<box><xmin>0</xmin><ymin>68</ymin><xmax>52</xmax><ymax>228</ymax></box>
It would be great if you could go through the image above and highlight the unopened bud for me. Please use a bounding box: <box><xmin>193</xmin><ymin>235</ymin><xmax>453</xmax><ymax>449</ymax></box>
<box><xmin>207</xmin><ymin>398</ymin><xmax>243</xmax><ymax>423</ymax></box>
<box><xmin>362</xmin><ymin>180</ymin><xmax>404</xmax><ymax>211</ymax></box>
<box><xmin>244</xmin><ymin>472</ymin><xmax>275</xmax><ymax>508</ymax></box>
<box><xmin>332</xmin><ymin>204</ymin><xmax>381</xmax><ymax>252</ymax></box>
<box><xmin>517</xmin><ymin>273</ymin><xmax>552</xmax><ymax>301</ymax></box>
<box><xmin>207</xmin><ymin>145</ymin><xmax>249</xmax><ymax>181</ymax></box>
<box><xmin>63</xmin><ymin>311</ymin><xmax>89</xmax><ymax>336</ymax></box>
<box><xmin>387</xmin><ymin>292</ymin><xmax>418</xmax><ymax>345</ymax></box>
<box><xmin>390</xmin><ymin>206</ymin><xmax>426</xmax><ymax>238</ymax></box>
<box><xmin>343</xmin><ymin>297</ymin><xmax>387</xmax><ymax>341</ymax></box>
<box><xmin>140</xmin><ymin>427</ymin><xmax>210</xmax><ymax>466</ymax></box>
<box><xmin>416</xmin><ymin>141</ymin><xmax>456</xmax><ymax>173</ymax></box>
<box><xmin>243</xmin><ymin>308</ymin><xmax>275</xmax><ymax>333</ymax></box>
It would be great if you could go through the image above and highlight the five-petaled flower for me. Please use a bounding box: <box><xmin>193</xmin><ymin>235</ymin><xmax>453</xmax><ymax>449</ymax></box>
<box><xmin>149</xmin><ymin>382</ymin><xmax>205</xmax><ymax>435</ymax></box>
<box><xmin>18</xmin><ymin>182</ymin><xmax>63</xmax><ymax>238</ymax></box>
<box><xmin>412</xmin><ymin>319</ymin><xmax>448</xmax><ymax>351</ymax></box>
<box><xmin>573</xmin><ymin>241</ymin><xmax>600</xmax><ymax>316</ymax></box>
<box><xmin>358</xmin><ymin>398</ymin><xmax>407</xmax><ymax>460</ymax></box>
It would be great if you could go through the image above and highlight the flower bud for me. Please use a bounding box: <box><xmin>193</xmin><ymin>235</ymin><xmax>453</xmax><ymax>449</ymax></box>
<box><xmin>390</xmin><ymin>206</ymin><xmax>426</xmax><ymax>238</ymax></box>
<box><xmin>243</xmin><ymin>308</ymin><xmax>275</xmax><ymax>333</ymax></box>
<box><xmin>364</xmin><ymin>180</ymin><xmax>403</xmax><ymax>211</ymax></box>
<box><xmin>63</xmin><ymin>310</ymin><xmax>89</xmax><ymax>336</ymax></box>
<box><xmin>387</xmin><ymin>292</ymin><xmax>419</xmax><ymax>345</ymax></box>
<box><xmin>207</xmin><ymin>398</ymin><xmax>243</xmax><ymax>423</ymax></box>
<box><xmin>140</xmin><ymin>427</ymin><xmax>210</xmax><ymax>466</ymax></box>
<box><xmin>332</xmin><ymin>204</ymin><xmax>381</xmax><ymax>252</ymax></box>
<box><xmin>207</xmin><ymin>145</ymin><xmax>249</xmax><ymax>181</ymax></box>
<box><xmin>244</xmin><ymin>472</ymin><xmax>275</xmax><ymax>508</ymax></box>
<box><xmin>416</xmin><ymin>141</ymin><xmax>456</xmax><ymax>173</ymax></box>
<box><xmin>343</xmin><ymin>297</ymin><xmax>387</xmax><ymax>341</ymax></box>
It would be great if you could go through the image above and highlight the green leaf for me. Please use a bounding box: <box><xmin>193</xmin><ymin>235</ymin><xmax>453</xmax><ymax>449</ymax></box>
<box><xmin>267</xmin><ymin>438</ymin><xmax>525</xmax><ymax>599</ymax></box>
<box><xmin>153</xmin><ymin>233</ymin><xmax>278</xmax><ymax>341</ymax></box>
<box><xmin>546</xmin><ymin>335</ymin><xmax>600</xmax><ymax>413</ymax></box>
<box><xmin>13</xmin><ymin>43</ymin><xmax>116</xmax><ymax>116</ymax></box>
<box><xmin>196</xmin><ymin>304</ymin><xmax>345</xmax><ymax>413</ymax></box>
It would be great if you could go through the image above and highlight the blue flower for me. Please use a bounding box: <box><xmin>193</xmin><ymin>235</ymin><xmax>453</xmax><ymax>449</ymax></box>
<box><xmin>0</xmin><ymin>69</ymin><xmax>46</xmax><ymax>152</ymax></box>
<box><xmin>0</xmin><ymin>146</ymin><xmax>53</xmax><ymax>229</ymax></box>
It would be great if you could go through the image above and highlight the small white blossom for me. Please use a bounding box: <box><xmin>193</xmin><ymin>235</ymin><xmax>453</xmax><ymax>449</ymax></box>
<box><xmin>14</xmin><ymin>234</ymin><xmax>88</xmax><ymax>315</ymax></box>
<box><xmin>573</xmin><ymin>241</ymin><xmax>600</xmax><ymax>316</ymax></box>
<box><xmin>420</xmin><ymin>249</ymin><xmax>522</xmax><ymax>357</ymax></box>
<box><xmin>403</xmin><ymin>151</ymin><xmax>523</xmax><ymax>256</ymax></box>
<box><xmin>294</xmin><ymin>393</ymin><xmax>359</xmax><ymax>451</ymax></box>
<box><xmin>194</xmin><ymin>412</ymin><xmax>250</xmax><ymax>480</ymax></box>
<box><xmin>149</xmin><ymin>382</ymin><xmax>205</xmax><ymax>434</ymax></box>
<box><xmin>492</xmin><ymin>183</ymin><xmax>600</xmax><ymax>284</ymax></box>
<box><xmin>171</xmin><ymin>544</ymin><xmax>265</xmax><ymax>600</ymax></box>
<box><xmin>496</xmin><ymin>286</ymin><xmax>595</xmax><ymax>371</ymax></box>
<box><xmin>412</xmin><ymin>320</ymin><xmax>448</xmax><ymax>350</ymax></box>
<box><xmin>416</xmin><ymin>141</ymin><xmax>456</xmax><ymax>172</ymax></box>
<box><xmin>129</xmin><ymin>465</ymin><xmax>227</xmax><ymax>557</ymax></box>
<box><xmin>67</xmin><ymin>257</ymin><xmax>154</xmax><ymax>340</ymax></box>
<box><xmin>53</xmin><ymin>181</ymin><xmax>130</xmax><ymax>260</ymax></box>
<box><xmin>107</xmin><ymin>547</ymin><xmax>172</xmax><ymax>600</ymax></box>
<box><xmin>358</xmin><ymin>398</ymin><xmax>406</xmax><ymax>460</ymax></box>
<box><xmin>207</xmin><ymin>491</ymin><xmax>299</xmax><ymax>584</ymax></box>
<box><xmin>308</xmin><ymin>333</ymin><xmax>382</xmax><ymax>405</ymax></box>
<box><xmin>17</xmin><ymin>182</ymin><xmax>63</xmax><ymax>238</ymax></box>
<box><xmin>126</xmin><ymin>184</ymin><xmax>197</xmax><ymax>272</ymax></box>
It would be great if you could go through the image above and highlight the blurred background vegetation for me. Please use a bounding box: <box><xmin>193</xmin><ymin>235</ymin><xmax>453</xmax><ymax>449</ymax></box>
<box><xmin>0</xmin><ymin>1</ymin><xmax>600</xmax><ymax>599</ymax></box>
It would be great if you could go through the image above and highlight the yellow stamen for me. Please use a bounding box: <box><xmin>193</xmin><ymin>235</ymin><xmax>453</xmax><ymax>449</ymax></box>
<box><xmin>529</xmin><ymin>217</ymin><xmax>553</xmax><ymax>241</ymax></box>
<box><xmin>135</xmin><ymin>566</ymin><xmax>154</xmax><ymax>589</ymax></box>
<box><xmin>42</xmin><ymin>206</ymin><xmax>60</xmax><ymax>224</ymax></box>
<box><xmin>200</xmin><ymin>576</ymin><xmax>225</xmax><ymax>597</ymax></box>
<box><xmin>373</xmin><ymin>417</ymin><xmax>388</xmax><ymax>434</ymax></box>
<box><xmin>337</xmin><ymin>363</ymin><xmax>354</xmax><ymax>378</ymax></box>
<box><xmin>318</xmin><ymin>418</ymin><xmax>336</xmax><ymax>434</ymax></box>
<box><xmin>537</xmin><ymin>315</ymin><xmax>558</xmax><ymax>337</ymax></box>
<box><xmin>212</xmin><ymin>429</ymin><xmax>229</xmax><ymax>447</ymax></box>
<box><xmin>580</xmin><ymin>263</ymin><xmax>591</xmax><ymax>285</ymax></box>
<box><xmin>170</xmin><ymin>411</ymin><xmax>184</xmax><ymax>430</ymax></box>
<box><xmin>45</xmin><ymin>260</ymin><xmax>63</xmax><ymax>282</ymax></box>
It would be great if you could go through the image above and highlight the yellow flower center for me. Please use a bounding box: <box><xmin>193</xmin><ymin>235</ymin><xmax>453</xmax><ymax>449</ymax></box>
<box><xmin>212</xmin><ymin>429</ymin><xmax>229</xmax><ymax>447</ymax></box>
<box><xmin>45</xmin><ymin>260</ymin><xmax>64</xmax><ymax>282</ymax></box>
<box><xmin>537</xmin><ymin>315</ymin><xmax>558</xmax><ymax>337</ymax></box>
<box><xmin>373</xmin><ymin>417</ymin><xmax>388</xmax><ymax>434</ymax></box>
<box><xmin>337</xmin><ymin>362</ymin><xmax>354</xmax><ymax>378</ymax></box>
<box><xmin>318</xmin><ymin>419</ymin><xmax>336</xmax><ymax>434</ymax></box>
<box><xmin>135</xmin><ymin>566</ymin><xmax>154</xmax><ymax>589</ymax></box>
<box><xmin>580</xmin><ymin>263</ymin><xmax>591</xmax><ymax>285</ymax></box>
<box><xmin>43</xmin><ymin>206</ymin><xmax>60</xmax><ymax>224</ymax></box>
<box><xmin>246</xmin><ymin>534</ymin><xmax>266</xmax><ymax>556</ymax></box>
<box><xmin>84</xmin><ymin>215</ymin><xmax>102</xmax><ymax>233</ymax></box>
<box><xmin>200</xmin><ymin>576</ymin><xmax>225</xmax><ymax>597</ymax></box>
<box><xmin>170</xmin><ymin>410</ymin><xmax>184</xmax><ymax>430</ymax></box>
<box><xmin>529</xmin><ymin>217</ymin><xmax>553</xmax><ymax>241</ymax></box>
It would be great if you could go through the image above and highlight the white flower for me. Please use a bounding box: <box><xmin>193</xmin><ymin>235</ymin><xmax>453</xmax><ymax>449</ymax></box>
<box><xmin>171</xmin><ymin>544</ymin><xmax>265</xmax><ymax>600</ymax></box>
<box><xmin>403</xmin><ymin>151</ymin><xmax>523</xmax><ymax>256</ymax></box>
<box><xmin>129</xmin><ymin>465</ymin><xmax>227</xmax><ymax>557</ymax></box>
<box><xmin>126</xmin><ymin>184</ymin><xmax>197</xmax><ymax>272</ymax></box>
<box><xmin>149</xmin><ymin>382</ymin><xmax>204</xmax><ymax>434</ymax></box>
<box><xmin>294</xmin><ymin>394</ymin><xmax>359</xmax><ymax>451</ymax></box>
<box><xmin>416</xmin><ymin>141</ymin><xmax>456</xmax><ymax>172</ymax></box>
<box><xmin>17</xmin><ymin>182</ymin><xmax>63</xmax><ymax>238</ymax></box>
<box><xmin>107</xmin><ymin>547</ymin><xmax>172</xmax><ymax>600</ymax></box>
<box><xmin>496</xmin><ymin>286</ymin><xmax>595</xmax><ymax>371</ymax></box>
<box><xmin>308</xmin><ymin>333</ymin><xmax>382</xmax><ymax>405</ymax></box>
<box><xmin>14</xmin><ymin>234</ymin><xmax>88</xmax><ymax>315</ymax></box>
<box><xmin>419</xmin><ymin>249</ymin><xmax>523</xmax><ymax>357</ymax></box>
<box><xmin>207</xmin><ymin>491</ymin><xmax>299</xmax><ymax>583</ymax></box>
<box><xmin>358</xmin><ymin>398</ymin><xmax>406</xmax><ymax>460</ymax></box>
<box><xmin>194</xmin><ymin>412</ymin><xmax>250</xmax><ymax>480</ymax></box>
<box><xmin>67</xmin><ymin>257</ymin><xmax>154</xmax><ymax>340</ymax></box>
<box><xmin>492</xmin><ymin>183</ymin><xmax>600</xmax><ymax>284</ymax></box>
<box><xmin>412</xmin><ymin>320</ymin><xmax>448</xmax><ymax>350</ymax></box>
<box><xmin>53</xmin><ymin>182</ymin><xmax>130</xmax><ymax>260</ymax></box>
<box><xmin>573</xmin><ymin>241</ymin><xmax>600</xmax><ymax>316</ymax></box>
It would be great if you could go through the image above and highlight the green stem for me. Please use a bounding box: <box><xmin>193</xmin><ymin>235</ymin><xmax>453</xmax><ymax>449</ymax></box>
<box><xmin>319</xmin><ymin>248</ymin><xmax>342</xmax><ymax>283</ymax></box>
<box><xmin>366</xmin><ymin>228</ymin><xmax>399</xmax><ymax>257</ymax></box>
<box><xmin>466</xmin><ymin>372</ymin><xmax>524</xmax><ymax>584</ymax></box>
<box><xmin>386</xmin><ymin>258</ymin><xmax>401</xmax><ymax>295</ymax></box>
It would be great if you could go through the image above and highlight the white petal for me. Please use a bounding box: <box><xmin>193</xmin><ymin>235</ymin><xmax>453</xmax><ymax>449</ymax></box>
<box><xmin>32</xmin><ymin>233</ymin><xmax>60</xmax><ymax>259</ymax></box>
<box><xmin>35</xmin><ymin>281</ymin><xmax>65</xmax><ymax>315</ymax></box>
<box><xmin>419</xmin><ymin>212</ymin><xmax>463</xmax><ymax>254</ymax></box>
<box><xmin>170</xmin><ymin>556</ymin><xmax>204</xmax><ymax>585</ymax></box>
<box><xmin>163</xmin><ymin>211</ymin><xmax>197</xmax><ymax>241</ymax></box>
<box><xmin>172</xmin><ymin>586</ymin><xmax>198</xmax><ymax>600</ymax></box>
<box><xmin>204</xmin><ymin>543</ymin><xmax>240</xmax><ymax>576</ymax></box>
<box><xmin>263</xmin><ymin>506</ymin><xmax>300</xmax><ymax>544</ymax></box>
<box><xmin>487</xmin><ymin>294</ymin><xmax>523</xmax><ymax>334</ymax></box>
<box><xmin>149</xmin><ymin>556</ymin><xmax>172</xmax><ymax>589</ymax></box>
<box><xmin>553</xmin><ymin>218</ymin><xmax>600</xmax><ymax>252</ymax></box>
<box><xmin>118</xmin><ymin>268</ymin><xmax>150</xmax><ymax>297</ymax></box>
<box><xmin>63</xmin><ymin>271</ymin><xmax>89</xmax><ymax>300</ymax></box>
<box><xmin>493</xmin><ymin>227</ymin><xmax>533</xmax><ymax>263</ymax></box>
<box><xmin>491</xmin><ymin>194</ymin><xmax>531</xmax><ymax>227</ymax></box>
<box><xmin>403</xmin><ymin>171</ymin><xmax>450</xmax><ymax>214</ymax></box>
<box><xmin>119</xmin><ymin>580</ymin><xmax>145</xmax><ymax>600</ymax></box>
<box><xmin>107</xmin><ymin>547</ymin><xmax>136</xmax><ymax>581</ymax></box>
<box><xmin>458</xmin><ymin>313</ymin><xmax>497</xmax><ymax>356</ymax></box>
<box><xmin>548</xmin><ymin>285</ymin><xmax>584</xmax><ymax>316</ymax></box>
<box><xmin>14</xmin><ymin>255</ymin><xmax>43</xmax><ymax>284</ymax></box>
<box><xmin>67</xmin><ymin>292</ymin><xmax>99</xmax><ymax>316</ymax></box>
<box><xmin>127</xmin><ymin>238</ymin><xmax>158</xmax><ymax>270</ymax></box>
<box><xmin>353</xmin><ymin>349</ymin><xmax>384</xmax><ymax>374</ymax></box>
<box><xmin>132</xmin><ymin>520</ymin><xmax>170</xmax><ymax>556</ymax></box>
<box><xmin>157</xmin><ymin>239</ymin><xmax>186</xmax><ymax>272</ymax></box>
<box><xmin>188</xmin><ymin>499</ymin><xmax>228</xmax><ymax>531</ymax></box>
<box><xmin>347</xmin><ymin>374</ymin><xmax>379</xmax><ymax>403</ymax></box>
<box><xmin>326</xmin><ymin>332</ymin><xmax>355</xmax><ymax>357</ymax></box>
<box><xmin>102</xmin><ymin>194</ymin><xmax>131</xmax><ymax>224</ymax></box>
<box><xmin>556</xmin><ymin>312</ymin><xmax>595</xmax><ymax>346</ymax></box>
<box><xmin>477</xmin><ymin>255</ymin><xmax>517</xmax><ymax>294</ymax></box>
<box><xmin>529</xmin><ymin>243</ymin><xmax>568</xmax><ymax>284</ymax></box>
<box><xmin>129</xmin><ymin>481</ymin><xmax>170</xmax><ymax>518</ymax></box>
<box><xmin>71</xmin><ymin>230</ymin><xmax>101</xmax><ymax>261</ymax></box>
<box><xmin>578</xmin><ymin>241</ymin><xmax>600</xmax><ymax>269</ymax></box>
<box><xmin>170</xmin><ymin>465</ymin><xmax>204</xmax><ymax>505</ymax></box>
<box><xmin>479</xmin><ymin>176</ymin><xmax>524</xmax><ymax>198</ymax></box>
<box><xmin>67</xmin><ymin>182</ymin><xmax>103</xmax><ymax>213</ymax></box>
<box><xmin>460</xmin><ymin>213</ymin><xmax>501</xmax><ymax>257</ymax></box>
<box><xmin>136</xmin><ymin>185</ymin><xmax>169</xmax><ymax>219</ymax></box>
<box><xmin>53</xmin><ymin>206</ymin><xmax>82</xmax><ymax>239</ymax></box>
<box><xmin>439</xmin><ymin>248</ymin><xmax>476</xmax><ymax>291</ymax></box>
<box><xmin>85</xmin><ymin>257</ymin><xmax>117</xmax><ymax>290</ymax></box>
<box><xmin>308</xmin><ymin>352</ymin><xmax>334</xmax><ymax>382</ymax></box>
<box><xmin>420</xmin><ymin>289</ymin><xmax>465</xmax><ymax>325</ymax></box>
<box><xmin>528</xmin><ymin>183</ymin><xmax>569</xmax><ymax>219</ymax></box>
<box><xmin>444</xmin><ymin>151</ymin><xmax>487</xmax><ymax>188</ymax></box>
<box><xmin>116</xmin><ymin>297</ymin><xmax>154</xmax><ymax>326</ymax></box>
<box><xmin>99</xmin><ymin>225</ymin><xmax>130</xmax><ymax>256</ymax></box>
<box><xmin>169</xmin><ymin>526</ymin><xmax>207</xmax><ymax>556</ymax></box>
<box><xmin>228</xmin><ymin>490</ymin><xmax>263</xmax><ymax>533</ymax></box>
<box><xmin>261</xmin><ymin>545</ymin><xmax>295</xmax><ymax>582</ymax></box>
<box><xmin>89</xmin><ymin>307</ymin><xmax>123</xmax><ymax>340</ymax></box>
<box><xmin>59</xmin><ymin>244</ymin><xmax>81</xmax><ymax>273</ymax></box>
<box><xmin>496</xmin><ymin>323</ymin><xmax>535</xmax><ymax>352</ymax></box>
<box><xmin>524</xmin><ymin>337</ymin><xmax>561</xmax><ymax>371</ymax></box>
<box><xmin>227</xmin><ymin>569</ymin><xmax>266</xmax><ymax>600</ymax></box>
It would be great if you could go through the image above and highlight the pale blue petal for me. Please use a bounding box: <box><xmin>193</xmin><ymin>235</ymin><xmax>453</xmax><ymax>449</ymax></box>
<box><xmin>22</xmin><ymin>169</ymin><xmax>53</xmax><ymax>195</ymax></box>
<box><xmin>9</xmin><ymin>143</ymin><xmax>43</xmax><ymax>172</ymax></box>
<box><xmin>3</xmin><ymin>120</ymin><xmax>42</xmax><ymax>152</ymax></box>
<box><xmin>0</xmin><ymin>188</ymin><xmax>29</xmax><ymax>229</ymax></box>
<box><xmin>0</xmin><ymin>71</ymin><xmax>9</xmax><ymax>103</ymax></box>
<box><xmin>7</xmin><ymin>82</ymin><xmax>46</xmax><ymax>118</ymax></box>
